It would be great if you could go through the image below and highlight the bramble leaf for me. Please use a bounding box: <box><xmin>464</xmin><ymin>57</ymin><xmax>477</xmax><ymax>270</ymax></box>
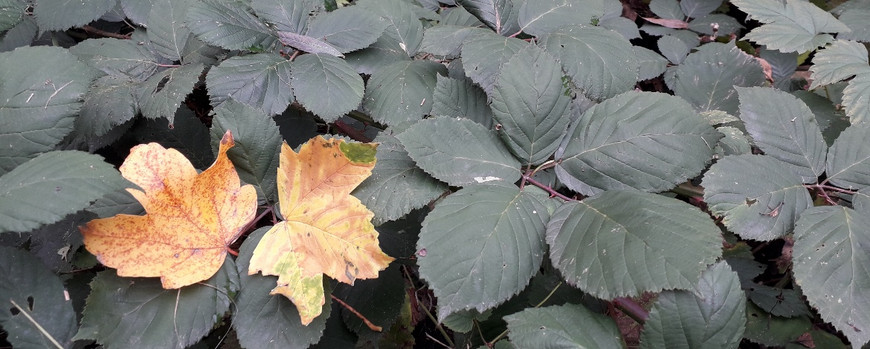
<box><xmin>793</xmin><ymin>205</ymin><xmax>870</xmax><ymax>347</ymax></box>
<box><xmin>251</xmin><ymin>0</ymin><xmax>322</xmax><ymax>34</ymax></box>
<box><xmin>460</xmin><ymin>34</ymin><xmax>527</xmax><ymax>94</ymax></box>
<box><xmin>363</xmin><ymin>60</ymin><xmax>446</xmax><ymax>128</ymax></box>
<box><xmin>248</xmin><ymin>136</ymin><xmax>393</xmax><ymax>325</ymax></box>
<box><xmin>809</xmin><ymin>41</ymin><xmax>870</xmax><ymax>125</ymax></box>
<box><xmin>80</xmin><ymin>131</ymin><xmax>258</xmax><ymax>288</ymax></box>
<box><xmin>539</xmin><ymin>25</ymin><xmax>639</xmax><ymax>100</ymax></box>
<box><xmin>672</xmin><ymin>42</ymin><xmax>765</xmax><ymax>114</ymax></box>
<box><xmin>825</xmin><ymin>125</ymin><xmax>870</xmax><ymax>190</ymax></box>
<box><xmin>186</xmin><ymin>0</ymin><xmax>277</xmax><ymax>51</ymax></box>
<box><xmin>731</xmin><ymin>0</ymin><xmax>850</xmax><ymax>53</ymax></box>
<box><xmin>136</xmin><ymin>63</ymin><xmax>204</xmax><ymax>123</ymax></box>
<box><xmin>640</xmin><ymin>261</ymin><xmax>746</xmax><ymax>348</ymax></box>
<box><xmin>305</xmin><ymin>6</ymin><xmax>388</xmax><ymax>53</ymax></box>
<box><xmin>206</xmin><ymin>53</ymin><xmax>294</xmax><ymax>116</ymax></box>
<box><xmin>457</xmin><ymin>0</ymin><xmax>520</xmax><ymax>35</ymax></box>
<box><xmin>397</xmin><ymin>117</ymin><xmax>521</xmax><ymax>186</ymax></box>
<box><xmin>0</xmin><ymin>46</ymin><xmax>98</xmax><ymax>174</ymax></box>
<box><xmin>703</xmin><ymin>154</ymin><xmax>813</xmax><ymax>241</ymax></box>
<box><xmin>34</xmin><ymin>0</ymin><xmax>115</xmax><ymax>31</ymax></box>
<box><xmin>490</xmin><ymin>45</ymin><xmax>571</xmax><ymax>165</ymax></box>
<box><xmin>736</xmin><ymin>87</ymin><xmax>827</xmax><ymax>182</ymax></box>
<box><xmin>0</xmin><ymin>246</ymin><xmax>77</xmax><ymax>348</ymax></box>
<box><xmin>291</xmin><ymin>53</ymin><xmax>364</xmax><ymax>122</ymax></box>
<box><xmin>506</xmin><ymin>303</ymin><xmax>624</xmax><ymax>348</ymax></box>
<box><xmin>547</xmin><ymin>190</ymin><xmax>722</xmax><ymax>299</ymax></box>
<box><xmin>0</xmin><ymin>151</ymin><xmax>126</xmax><ymax>233</ymax></box>
<box><xmin>555</xmin><ymin>91</ymin><xmax>719</xmax><ymax>195</ymax></box>
<box><xmin>417</xmin><ymin>183</ymin><xmax>549</xmax><ymax>320</ymax></box>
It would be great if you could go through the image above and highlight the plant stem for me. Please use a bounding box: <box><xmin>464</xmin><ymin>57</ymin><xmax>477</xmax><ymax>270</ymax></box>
<box><xmin>613</xmin><ymin>297</ymin><xmax>649</xmax><ymax>324</ymax></box>
<box><xmin>522</xmin><ymin>174</ymin><xmax>573</xmax><ymax>201</ymax></box>
<box><xmin>487</xmin><ymin>282</ymin><xmax>564</xmax><ymax>346</ymax></box>
<box><xmin>671</xmin><ymin>182</ymin><xmax>705</xmax><ymax>197</ymax></box>
<box><xmin>418</xmin><ymin>296</ymin><xmax>455</xmax><ymax>348</ymax></box>
<box><xmin>330</xmin><ymin>294</ymin><xmax>383</xmax><ymax>332</ymax></box>
<box><xmin>10</xmin><ymin>299</ymin><xmax>63</xmax><ymax>349</ymax></box>
<box><xmin>333</xmin><ymin>120</ymin><xmax>372</xmax><ymax>142</ymax></box>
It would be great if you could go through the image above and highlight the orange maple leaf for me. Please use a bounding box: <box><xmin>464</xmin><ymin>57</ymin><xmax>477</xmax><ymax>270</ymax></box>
<box><xmin>80</xmin><ymin>130</ymin><xmax>258</xmax><ymax>289</ymax></box>
<box><xmin>248</xmin><ymin>136</ymin><xmax>394</xmax><ymax>325</ymax></box>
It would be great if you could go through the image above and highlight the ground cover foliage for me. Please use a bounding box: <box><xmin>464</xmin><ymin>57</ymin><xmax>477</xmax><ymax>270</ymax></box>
<box><xmin>1</xmin><ymin>0</ymin><xmax>869</xmax><ymax>347</ymax></box>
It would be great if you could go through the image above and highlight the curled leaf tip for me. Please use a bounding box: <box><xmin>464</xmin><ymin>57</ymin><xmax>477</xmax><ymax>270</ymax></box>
<box><xmin>220</xmin><ymin>129</ymin><xmax>235</xmax><ymax>148</ymax></box>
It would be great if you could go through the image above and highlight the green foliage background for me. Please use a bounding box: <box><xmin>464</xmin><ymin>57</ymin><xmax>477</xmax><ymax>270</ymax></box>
<box><xmin>1</xmin><ymin>0</ymin><xmax>869</xmax><ymax>347</ymax></box>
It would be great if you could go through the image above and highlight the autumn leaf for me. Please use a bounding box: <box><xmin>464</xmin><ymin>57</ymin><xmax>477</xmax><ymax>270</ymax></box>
<box><xmin>80</xmin><ymin>130</ymin><xmax>258</xmax><ymax>289</ymax></box>
<box><xmin>248</xmin><ymin>136</ymin><xmax>394</xmax><ymax>325</ymax></box>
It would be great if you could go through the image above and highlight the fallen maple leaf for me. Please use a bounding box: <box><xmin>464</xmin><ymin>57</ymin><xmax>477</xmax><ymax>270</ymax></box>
<box><xmin>80</xmin><ymin>130</ymin><xmax>257</xmax><ymax>289</ymax></box>
<box><xmin>248</xmin><ymin>136</ymin><xmax>394</xmax><ymax>325</ymax></box>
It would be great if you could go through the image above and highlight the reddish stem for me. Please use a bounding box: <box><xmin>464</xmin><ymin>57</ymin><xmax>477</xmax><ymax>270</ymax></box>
<box><xmin>613</xmin><ymin>297</ymin><xmax>649</xmax><ymax>324</ymax></box>
<box><xmin>330</xmin><ymin>294</ymin><xmax>383</xmax><ymax>332</ymax></box>
<box><xmin>522</xmin><ymin>174</ymin><xmax>574</xmax><ymax>202</ymax></box>
<box><xmin>333</xmin><ymin>120</ymin><xmax>373</xmax><ymax>142</ymax></box>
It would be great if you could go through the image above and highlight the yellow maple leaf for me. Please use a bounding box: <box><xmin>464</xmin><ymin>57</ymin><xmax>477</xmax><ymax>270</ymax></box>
<box><xmin>80</xmin><ymin>130</ymin><xmax>258</xmax><ymax>289</ymax></box>
<box><xmin>248</xmin><ymin>136</ymin><xmax>394</xmax><ymax>325</ymax></box>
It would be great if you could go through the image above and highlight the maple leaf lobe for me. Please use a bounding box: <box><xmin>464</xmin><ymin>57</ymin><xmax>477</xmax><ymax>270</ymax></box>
<box><xmin>248</xmin><ymin>136</ymin><xmax>392</xmax><ymax>325</ymax></box>
<box><xmin>80</xmin><ymin>130</ymin><xmax>257</xmax><ymax>289</ymax></box>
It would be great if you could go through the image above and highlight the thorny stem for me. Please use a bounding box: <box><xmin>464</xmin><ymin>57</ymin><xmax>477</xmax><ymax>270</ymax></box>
<box><xmin>418</xmin><ymin>293</ymin><xmax>456</xmax><ymax>348</ymax></box>
<box><xmin>613</xmin><ymin>297</ymin><xmax>649</xmax><ymax>324</ymax></box>
<box><xmin>330</xmin><ymin>294</ymin><xmax>383</xmax><ymax>332</ymax></box>
<box><xmin>82</xmin><ymin>25</ymin><xmax>131</xmax><ymax>39</ymax></box>
<box><xmin>522</xmin><ymin>174</ymin><xmax>573</xmax><ymax>202</ymax></box>
<box><xmin>805</xmin><ymin>183</ymin><xmax>857</xmax><ymax>205</ymax></box>
<box><xmin>486</xmin><ymin>282</ymin><xmax>564</xmax><ymax>347</ymax></box>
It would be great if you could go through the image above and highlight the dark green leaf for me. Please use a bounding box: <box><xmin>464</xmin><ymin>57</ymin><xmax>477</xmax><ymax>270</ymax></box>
<box><xmin>658</xmin><ymin>35</ymin><xmax>690</xmax><ymax>64</ymax></box>
<box><xmin>417</xmin><ymin>183</ymin><xmax>549</xmax><ymax>320</ymax></box>
<box><xmin>681</xmin><ymin>0</ymin><xmax>723</xmax><ymax>18</ymax></box>
<box><xmin>0</xmin><ymin>151</ymin><xmax>126</xmax><ymax>233</ymax></box>
<box><xmin>352</xmin><ymin>133</ymin><xmax>447</xmax><ymax>225</ymax></box>
<box><xmin>70</xmin><ymin>38</ymin><xmax>163</xmax><ymax>81</ymax></box>
<box><xmin>396</xmin><ymin>117</ymin><xmax>521</xmax><ymax>186</ymax></box>
<box><xmin>132</xmin><ymin>108</ymin><xmax>214</xmax><ymax>169</ymax></box>
<box><xmin>843</xmin><ymin>74</ymin><xmax>870</xmax><ymax>125</ymax></box>
<box><xmin>457</xmin><ymin>0</ymin><xmax>520</xmax><ymax>35</ymax></box>
<box><xmin>649</xmin><ymin>0</ymin><xmax>683</xmax><ymax>19</ymax></box>
<box><xmin>673</xmin><ymin>42</ymin><xmax>765</xmax><ymax>114</ymax></box>
<box><xmin>555</xmin><ymin>91</ymin><xmax>719</xmax><ymax>195</ymax></box>
<box><xmin>731</xmin><ymin>0</ymin><xmax>849</xmax><ymax>53</ymax></box>
<box><xmin>251</xmin><ymin>0</ymin><xmax>321</xmax><ymax>33</ymax></box>
<box><xmin>186</xmin><ymin>0</ymin><xmax>277</xmax><ymax>51</ymax></box>
<box><xmin>305</xmin><ymin>6</ymin><xmax>388</xmax><ymax>53</ymax></box>
<box><xmin>539</xmin><ymin>25</ymin><xmax>638</xmax><ymax>100</ymax></box>
<box><xmin>547</xmin><ymin>190</ymin><xmax>722</xmax><ymax>299</ymax></box>
<box><xmin>276</xmin><ymin>31</ymin><xmax>344</xmax><ymax>57</ymax></box>
<box><xmin>736</xmin><ymin>87</ymin><xmax>827</xmax><ymax>182</ymax></box>
<box><xmin>77</xmin><ymin>75</ymin><xmax>138</xmax><ymax>139</ymax></box>
<box><xmin>17</xmin><ymin>211</ymin><xmax>92</xmax><ymax>273</ymax></box>
<box><xmin>363</xmin><ymin>60</ymin><xmax>446</xmax><ymax>128</ymax></box>
<box><xmin>836</xmin><ymin>8</ymin><xmax>870</xmax><ymax>42</ymax></box>
<box><xmin>234</xmin><ymin>226</ymin><xmax>330</xmax><ymax>348</ymax></box>
<box><xmin>702</xmin><ymin>154</ymin><xmax>813</xmax><ymax>241</ymax></box>
<box><xmin>746</xmin><ymin>284</ymin><xmax>810</xmax><ymax>318</ymax></box>
<box><xmin>0</xmin><ymin>247</ymin><xmax>76</xmax><ymax>348</ymax></box>
<box><xmin>460</xmin><ymin>33</ymin><xmax>527</xmax><ymax>94</ymax></box>
<box><xmin>0</xmin><ymin>46</ymin><xmax>98</xmax><ymax>174</ymax></box>
<box><xmin>634</xmin><ymin>46</ymin><xmax>668</xmax><ymax>81</ymax></box>
<box><xmin>210</xmin><ymin>99</ymin><xmax>281</xmax><ymax>204</ymax></box>
<box><xmin>74</xmin><ymin>259</ymin><xmax>238</xmax><ymax>348</ymax></box>
<box><xmin>491</xmin><ymin>45</ymin><xmax>571</xmax><ymax>165</ymax></box>
<box><xmin>206</xmin><ymin>53</ymin><xmax>294</xmax><ymax>116</ymax></box>
<box><xmin>344</xmin><ymin>35</ymin><xmax>411</xmax><ymax>75</ymax></box>
<box><xmin>826</xmin><ymin>125</ymin><xmax>870</xmax><ymax>190</ymax></box>
<box><xmin>714</xmin><ymin>126</ymin><xmax>752</xmax><ymax>157</ymax></box>
<box><xmin>517</xmin><ymin>0</ymin><xmax>607</xmax><ymax>36</ymax></box>
<box><xmin>808</xmin><ymin>40</ymin><xmax>870</xmax><ymax>89</ymax></box>
<box><xmin>505</xmin><ymin>303</ymin><xmax>623</xmax><ymax>348</ymax></box>
<box><xmin>147</xmin><ymin>0</ymin><xmax>192</xmax><ymax>62</ymax></box>
<box><xmin>743</xmin><ymin>302</ymin><xmax>812</xmax><ymax>346</ymax></box>
<box><xmin>431</xmin><ymin>75</ymin><xmax>493</xmax><ymax>128</ymax></box>
<box><xmin>291</xmin><ymin>53</ymin><xmax>364</xmax><ymax>122</ymax></box>
<box><xmin>87</xmin><ymin>188</ymin><xmax>143</xmax><ymax>218</ymax></box>
<box><xmin>793</xmin><ymin>205</ymin><xmax>870</xmax><ymax>347</ymax></box>
<box><xmin>419</xmin><ymin>25</ymin><xmax>490</xmax><ymax>57</ymax></box>
<box><xmin>34</xmin><ymin>0</ymin><xmax>115</xmax><ymax>31</ymax></box>
<box><xmin>136</xmin><ymin>63</ymin><xmax>204</xmax><ymax>123</ymax></box>
<box><xmin>688</xmin><ymin>13</ymin><xmax>742</xmax><ymax>35</ymax></box>
<box><xmin>600</xmin><ymin>15</ymin><xmax>641</xmax><ymax>40</ymax></box>
<box><xmin>639</xmin><ymin>262</ymin><xmax>746</xmax><ymax>349</ymax></box>
<box><xmin>759</xmin><ymin>47</ymin><xmax>797</xmax><ymax>90</ymax></box>
<box><xmin>0</xmin><ymin>0</ymin><xmax>25</xmax><ymax>32</ymax></box>
<box><xmin>0</xmin><ymin>16</ymin><xmax>38</xmax><ymax>51</ymax></box>
<box><xmin>356</xmin><ymin>0</ymin><xmax>424</xmax><ymax>55</ymax></box>
<box><xmin>120</xmin><ymin>0</ymin><xmax>152</xmax><ymax>26</ymax></box>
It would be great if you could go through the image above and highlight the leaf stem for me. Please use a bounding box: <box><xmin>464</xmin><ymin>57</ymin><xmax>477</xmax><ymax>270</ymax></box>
<box><xmin>522</xmin><ymin>174</ymin><xmax>573</xmax><ymax>201</ymax></box>
<box><xmin>9</xmin><ymin>299</ymin><xmax>63</xmax><ymax>349</ymax></box>
<box><xmin>613</xmin><ymin>297</ymin><xmax>649</xmax><ymax>324</ymax></box>
<box><xmin>330</xmin><ymin>294</ymin><xmax>383</xmax><ymax>332</ymax></box>
<box><xmin>333</xmin><ymin>120</ymin><xmax>372</xmax><ymax>142</ymax></box>
<box><xmin>417</xmin><ymin>294</ymin><xmax>455</xmax><ymax>348</ymax></box>
<box><xmin>487</xmin><ymin>282</ymin><xmax>564</xmax><ymax>346</ymax></box>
